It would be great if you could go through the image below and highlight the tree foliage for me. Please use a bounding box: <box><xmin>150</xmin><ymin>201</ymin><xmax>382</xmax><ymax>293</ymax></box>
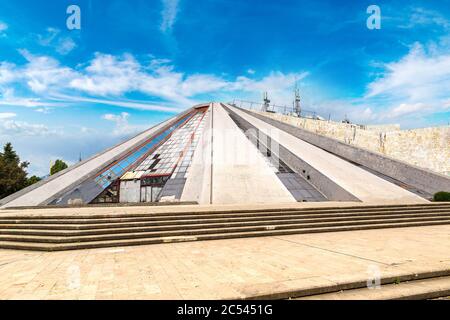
<box><xmin>26</xmin><ymin>175</ymin><xmax>42</xmax><ymax>187</ymax></box>
<box><xmin>434</xmin><ymin>191</ymin><xmax>450</xmax><ymax>202</ymax></box>
<box><xmin>0</xmin><ymin>142</ymin><xmax>30</xmax><ymax>199</ymax></box>
<box><xmin>50</xmin><ymin>159</ymin><xmax>68</xmax><ymax>176</ymax></box>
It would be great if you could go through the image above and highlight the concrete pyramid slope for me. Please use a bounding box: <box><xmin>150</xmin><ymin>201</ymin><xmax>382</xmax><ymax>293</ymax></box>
<box><xmin>225</xmin><ymin>104</ymin><xmax>427</xmax><ymax>204</ymax></box>
<box><xmin>0</xmin><ymin>109</ymin><xmax>190</xmax><ymax>208</ymax></box>
<box><xmin>0</xmin><ymin>103</ymin><xmax>297</xmax><ymax>208</ymax></box>
<box><xmin>1</xmin><ymin>101</ymin><xmax>442</xmax><ymax>209</ymax></box>
<box><xmin>201</xmin><ymin>103</ymin><xmax>296</xmax><ymax>204</ymax></box>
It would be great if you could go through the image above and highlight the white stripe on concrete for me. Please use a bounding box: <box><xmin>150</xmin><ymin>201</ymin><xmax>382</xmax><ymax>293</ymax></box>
<box><xmin>227</xmin><ymin>104</ymin><xmax>428</xmax><ymax>204</ymax></box>
<box><xmin>181</xmin><ymin>105</ymin><xmax>213</xmax><ymax>204</ymax></box>
<box><xmin>210</xmin><ymin>103</ymin><xmax>296</xmax><ymax>204</ymax></box>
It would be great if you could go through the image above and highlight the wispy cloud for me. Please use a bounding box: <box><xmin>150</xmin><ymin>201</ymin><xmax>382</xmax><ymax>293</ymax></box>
<box><xmin>313</xmin><ymin>40</ymin><xmax>450</xmax><ymax>126</ymax></box>
<box><xmin>0</xmin><ymin>21</ymin><xmax>8</xmax><ymax>34</ymax></box>
<box><xmin>399</xmin><ymin>7</ymin><xmax>450</xmax><ymax>30</ymax></box>
<box><xmin>366</xmin><ymin>42</ymin><xmax>450</xmax><ymax>110</ymax></box>
<box><xmin>37</xmin><ymin>27</ymin><xmax>77</xmax><ymax>55</ymax></box>
<box><xmin>102</xmin><ymin>112</ymin><xmax>147</xmax><ymax>137</ymax></box>
<box><xmin>0</xmin><ymin>50</ymin><xmax>308</xmax><ymax>113</ymax></box>
<box><xmin>0</xmin><ymin>119</ymin><xmax>57</xmax><ymax>137</ymax></box>
<box><xmin>0</xmin><ymin>112</ymin><xmax>16</xmax><ymax>119</ymax></box>
<box><xmin>160</xmin><ymin>0</ymin><xmax>180</xmax><ymax>33</ymax></box>
<box><xmin>53</xmin><ymin>94</ymin><xmax>184</xmax><ymax>113</ymax></box>
<box><xmin>0</xmin><ymin>88</ymin><xmax>65</xmax><ymax>108</ymax></box>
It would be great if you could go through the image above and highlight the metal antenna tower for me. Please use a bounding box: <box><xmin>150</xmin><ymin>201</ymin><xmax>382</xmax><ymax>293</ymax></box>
<box><xmin>293</xmin><ymin>81</ymin><xmax>301</xmax><ymax>116</ymax></box>
<box><xmin>262</xmin><ymin>92</ymin><xmax>270</xmax><ymax>112</ymax></box>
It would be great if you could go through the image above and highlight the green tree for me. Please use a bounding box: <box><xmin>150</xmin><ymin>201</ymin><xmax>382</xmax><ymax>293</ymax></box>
<box><xmin>26</xmin><ymin>175</ymin><xmax>42</xmax><ymax>187</ymax></box>
<box><xmin>434</xmin><ymin>191</ymin><xmax>450</xmax><ymax>202</ymax></box>
<box><xmin>0</xmin><ymin>142</ymin><xmax>29</xmax><ymax>199</ymax></box>
<box><xmin>50</xmin><ymin>159</ymin><xmax>68</xmax><ymax>175</ymax></box>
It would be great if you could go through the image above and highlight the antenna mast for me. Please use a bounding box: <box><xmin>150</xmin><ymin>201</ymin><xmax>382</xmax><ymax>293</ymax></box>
<box><xmin>262</xmin><ymin>91</ymin><xmax>270</xmax><ymax>112</ymax></box>
<box><xmin>294</xmin><ymin>81</ymin><xmax>301</xmax><ymax>116</ymax></box>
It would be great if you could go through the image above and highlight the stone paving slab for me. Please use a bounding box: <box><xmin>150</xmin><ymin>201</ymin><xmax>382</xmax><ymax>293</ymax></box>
<box><xmin>0</xmin><ymin>225</ymin><xmax>449</xmax><ymax>300</ymax></box>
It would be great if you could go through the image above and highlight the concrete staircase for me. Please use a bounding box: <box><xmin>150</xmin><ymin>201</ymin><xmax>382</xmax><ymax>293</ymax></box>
<box><xmin>297</xmin><ymin>275</ymin><xmax>450</xmax><ymax>300</ymax></box>
<box><xmin>1</xmin><ymin>203</ymin><xmax>450</xmax><ymax>251</ymax></box>
<box><xmin>242</xmin><ymin>269</ymin><xmax>450</xmax><ymax>300</ymax></box>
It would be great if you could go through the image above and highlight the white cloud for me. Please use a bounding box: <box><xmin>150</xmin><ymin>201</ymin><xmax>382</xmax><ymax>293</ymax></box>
<box><xmin>66</xmin><ymin>53</ymin><xmax>308</xmax><ymax>108</ymax></box>
<box><xmin>35</xmin><ymin>107</ymin><xmax>52</xmax><ymax>114</ymax></box>
<box><xmin>0</xmin><ymin>21</ymin><xmax>7</xmax><ymax>34</ymax></box>
<box><xmin>0</xmin><ymin>62</ymin><xmax>16</xmax><ymax>84</ymax></box>
<box><xmin>367</xmin><ymin>43</ymin><xmax>450</xmax><ymax>101</ymax></box>
<box><xmin>160</xmin><ymin>0</ymin><xmax>180</xmax><ymax>33</ymax></box>
<box><xmin>52</xmin><ymin>93</ymin><xmax>183</xmax><ymax>112</ymax></box>
<box><xmin>0</xmin><ymin>112</ymin><xmax>16</xmax><ymax>119</ymax></box>
<box><xmin>19</xmin><ymin>49</ymin><xmax>77</xmax><ymax>93</ymax></box>
<box><xmin>102</xmin><ymin>112</ymin><xmax>147</xmax><ymax>137</ymax></box>
<box><xmin>0</xmin><ymin>51</ymin><xmax>309</xmax><ymax>114</ymax></box>
<box><xmin>102</xmin><ymin>112</ymin><xmax>129</xmax><ymax>124</ymax></box>
<box><xmin>364</xmin><ymin>42</ymin><xmax>450</xmax><ymax>121</ymax></box>
<box><xmin>70</xmin><ymin>53</ymin><xmax>140</xmax><ymax>96</ymax></box>
<box><xmin>57</xmin><ymin>38</ymin><xmax>77</xmax><ymax>55</ymax></box>
<box><xmin>0</xmin><ymin>88</ymin><xmax>64</xmax><ymax>108</ymax></box>
<box><xmin>388</xmin><ymin>103</ymin><xmax>429</xmax><ymax>118</ymax></box>
<box><xmin>0</xmin><ymin>119</ymin><xmax>54</xmax><ymax>137</ymax></box>
<box><xmin>37</xmin><ymin>27</ymin><xmax>77</xmax><ymax>55</ymax></box>
<box><xmin>247</xmin><ymin>69</ymin><xmax>256</xmax><ymax>75</ymax></box>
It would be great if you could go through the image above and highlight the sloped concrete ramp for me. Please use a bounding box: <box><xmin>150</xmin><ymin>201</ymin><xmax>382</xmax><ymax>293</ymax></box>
<box><xmin>225</xmin><ymin>104</ymin><xmax>427</xmax><ymax>204</ymax></box>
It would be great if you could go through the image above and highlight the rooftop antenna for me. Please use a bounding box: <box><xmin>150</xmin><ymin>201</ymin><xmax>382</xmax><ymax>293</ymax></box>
<box><xmin>293</xmin><ymin>80</ymin><xmax>301</xmax><ymax>116</ymax></box>
<box><xmin>262</xmin><ymin>91</ymin><xmax>270</xmax><ymax>112</ymax></box>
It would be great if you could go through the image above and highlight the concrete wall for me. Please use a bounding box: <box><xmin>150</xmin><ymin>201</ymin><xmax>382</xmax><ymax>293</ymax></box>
<box><xmin>119</xmin><ymin>180</ymin><xmax>141</xmax><ymax>203</ymax></box>
<box><xmin>252</xmin><ymin>111</ymin><xmax>450</xmax><ymax>176</ymax></box>
<box><xmin>246</xmin><ymin>109</ymin><xmax>450</xmax><ymax>195</ymax></box>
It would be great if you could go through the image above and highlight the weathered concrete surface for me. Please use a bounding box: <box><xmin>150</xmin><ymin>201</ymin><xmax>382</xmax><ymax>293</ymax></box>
<box><xmin>209</xmin><ymin>103</ymin><xmax>295</xmax><ymax>204</ymax></box>
<box><xmin>300</xmin><ymin>276</ymin><xmax>450</xmax><ymax>300</ymax></box>
<box><xmin>250</xmin><ymin>110</ymin><xmax>450</xmax><ymax>194</ymax></box>
<box><xmin>227</xmin><ymin>105</ymin><xmax>427</xmax><ymax>204</ymax></box>
<box><xmin>253</xmin><ymin>110</ymin><xmax>450</xmax><ymax>176</ymax></box>
<box><xmin>4</xmin><ymin>201</ymin><xmax>448</xmax><ymax>218</ymax></box>
<box><xmin>1</xmin><ymin>224</ymin><xmax>449</xmax><ymax>299</ymax></box>
<box><xmin>225</xmin><ymin>105</ymin><xmax>358</xmax><ymax>202</ymax></box>
<box><xmin>0</xmin><ymin>111</ymin><xmax>188</xmax><ymax>209</ymax></box>
<box><xmin>180</xmin><ymin>105</ymin><xmax>213</xmax><ymax>204</ymax></box>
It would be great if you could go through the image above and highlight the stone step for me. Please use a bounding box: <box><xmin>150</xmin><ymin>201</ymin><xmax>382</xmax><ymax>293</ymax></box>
<box><xmin>240</xmin><ymin>269</ymin><xmax>450</xmax><ymax>300</ymax></box>
<box><xmin>1</xmin><ymin>219</ymin><xmax>450</xmax><ymax>251</ymax></box>
<box><xmin>1</xmin><ymin>212</ymin><xmax>450</xmax><ymax>236</ymax></box>
<box><xmin>1</xmin><ymin>217</ymin><xmax>450</xmax><ymax>246</ymax></box>
<box><xmin>297</xmin><ymin>276</ymin><xmax>450</xmax><ymax>300</ymax></box>
<box><xmin>1</xmin><ymin>210</ymin><xmax>450</xmax><ymax>231</ymax></box>
<box><xmin>1</xmin><ymin>206</ymin><xmax>450</xmax><ymax>225</ymax></box>
<box><xmin>2</xmin><ymin>203</ymin><xmax>449</xmax><ymax>221</ymax></box>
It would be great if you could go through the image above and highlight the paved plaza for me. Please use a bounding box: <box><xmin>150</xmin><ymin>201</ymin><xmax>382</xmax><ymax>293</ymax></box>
<box><xmin>1</xmin><ymin>224</ymin><xmax>449</xmax><ymax>299</ymax></box>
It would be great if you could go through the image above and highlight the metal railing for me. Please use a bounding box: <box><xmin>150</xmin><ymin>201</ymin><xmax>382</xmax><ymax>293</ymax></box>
<box><xmin>229</xmin><ymin>99</ymin><xmax>322</xmax><ymax>120</ymax></box>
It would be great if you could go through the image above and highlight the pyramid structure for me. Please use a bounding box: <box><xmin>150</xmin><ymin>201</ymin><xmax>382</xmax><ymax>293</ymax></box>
<box><xmin>1</xmin><ymin>102</ymin><xmax>448</xmax><ymax>209</ymax></box>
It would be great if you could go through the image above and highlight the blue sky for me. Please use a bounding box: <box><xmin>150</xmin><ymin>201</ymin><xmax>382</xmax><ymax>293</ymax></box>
<box><xmin>0</xmin><ymin>0</ymin><xmax>449</xmax><ymax>176</ymax></box>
